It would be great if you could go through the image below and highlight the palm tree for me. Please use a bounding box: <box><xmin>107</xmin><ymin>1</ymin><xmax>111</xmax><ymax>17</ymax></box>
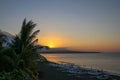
<box><xmin>12</xmin><ymin>19</ymin><xmax>40</xmax><ymax>53</ymax></box>
<box><xmin>0</xmin><ymin>19</ymin><xmax>42</xmax><ymax>80</ymax></box>
<box><xmin>11</xmin><ymin>19</ymin><xmax>42</xmax><ymax>80</ymax></box>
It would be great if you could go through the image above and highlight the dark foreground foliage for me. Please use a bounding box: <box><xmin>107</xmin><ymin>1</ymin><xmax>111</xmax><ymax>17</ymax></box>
<box><xmin>0</xmin><ymin>19</ymin><xmax>46</xmax><ymax>80</ymax></box>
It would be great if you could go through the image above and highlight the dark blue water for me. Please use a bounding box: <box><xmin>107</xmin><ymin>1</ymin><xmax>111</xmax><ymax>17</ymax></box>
<box><xmin>41</xmin><ymin>53</ymin><xmax>120</xmax><ymax>74</ymax></box>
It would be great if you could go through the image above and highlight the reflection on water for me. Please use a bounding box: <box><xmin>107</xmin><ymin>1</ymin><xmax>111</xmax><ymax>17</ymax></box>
<box><xmin>42</xmin><ymin>54</ymin><xmax>59</xmax><ymax>62</ymax></box>
<box><xmin>41</xmin><ymin>53</ymin><xmax>120</xmax><ymax>74</ymax></box>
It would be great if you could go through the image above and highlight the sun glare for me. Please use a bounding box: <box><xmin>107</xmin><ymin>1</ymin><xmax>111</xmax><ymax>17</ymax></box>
<box><xmin>47</xmin><ymin>42</ymin><xmax>55</xmax><ymax>48</ymax></box>
<box><xmin>38</xmin><ymin>36</ymin><xmax>63</xmax><ymax>48</ymax></box>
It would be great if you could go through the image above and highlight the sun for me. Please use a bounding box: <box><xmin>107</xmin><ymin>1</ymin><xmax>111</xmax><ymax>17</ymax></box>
<box><xmin>38</xmin><ymin>35</ymin><xmax>64</xmax><ymax>48</ymax></box>
<box><xmin>47</xmin><ymin>42</ymin><xmax>55</xmax><ymax>48</ymax></box>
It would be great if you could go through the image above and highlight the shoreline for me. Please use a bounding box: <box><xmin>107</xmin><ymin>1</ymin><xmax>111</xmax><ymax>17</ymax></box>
<box><xmin>38</xmin><ymin>61</ymin><xmax>120</xmax><ymax>80</ymax></box>
<box><xmin>52</xmin><ymin>61</ymin><xmax>120</xmax><ymax>76</ymax></box>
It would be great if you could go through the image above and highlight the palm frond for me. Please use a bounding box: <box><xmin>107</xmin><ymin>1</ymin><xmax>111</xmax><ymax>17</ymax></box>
<box><xmin>12</xmin><ymin>19</ymin><xmax>40</xmax><ymax>53</ymax></box>
<box><xmin>27</xmin><ymin>30</ymin><xmax>40</xmax><ymax>44</ymax></box>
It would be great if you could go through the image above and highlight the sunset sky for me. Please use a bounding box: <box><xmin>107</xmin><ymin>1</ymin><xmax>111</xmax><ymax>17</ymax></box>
<box><xmin>0</xmin><ymin>0</ymin><xmax>120</xmax><ymax>52</ymax></box>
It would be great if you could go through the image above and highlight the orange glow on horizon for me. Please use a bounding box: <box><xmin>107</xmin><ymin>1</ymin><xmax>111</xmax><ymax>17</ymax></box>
<box><xmin>37</xmin><ymin>35</ymin><xmax>120</xmax><ymax>52</ymax></box>
<box><xmin>68</xmin><ymin>44</ymin><xmax>120</xmax><ymax>52</ymax></box>
<box><xmin>47</xmin><ymin>41</ymin><xmax>55</xmax><ymax>48</ymax></box>
<box><xmin>38</xmin><ymin>35</ymin><xmax>64</xmax><ymax>48</ymax></box>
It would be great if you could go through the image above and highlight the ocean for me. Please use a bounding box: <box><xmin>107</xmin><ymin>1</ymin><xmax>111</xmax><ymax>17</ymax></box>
<box><xmin>41</xmin><ymin>53</ymin><xmax>120</xmax><ymax>74</ymax></box>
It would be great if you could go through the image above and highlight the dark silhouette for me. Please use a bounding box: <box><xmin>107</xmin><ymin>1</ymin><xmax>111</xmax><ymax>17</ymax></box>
<box><xmin>12</xmin><ymin>18</ymin><xmax>40</xmax><ymax>53</ymax></box>
<box><xmin>0</xmin><ymin>19</ymin><xmax>45</xmax><ymax>80</ymax></box>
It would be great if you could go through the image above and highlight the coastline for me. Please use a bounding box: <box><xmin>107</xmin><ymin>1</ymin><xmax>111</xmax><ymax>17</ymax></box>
<box><xmin>38</xmin><ymin>61</ymin><xmax>120</xmax><ymax>80</ymax></box>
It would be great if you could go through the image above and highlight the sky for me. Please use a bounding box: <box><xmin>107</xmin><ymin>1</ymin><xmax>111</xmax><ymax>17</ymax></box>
<box><xmin>0</xmin><ymin>0</ymin><xmax>120</xmax><ymax>52</ymax></box>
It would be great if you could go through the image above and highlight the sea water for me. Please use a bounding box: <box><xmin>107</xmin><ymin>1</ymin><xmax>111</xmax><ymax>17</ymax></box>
<box><xmin>41</xmin><ymin>53</ymin><xmax>120</xmax><ymax>74</ymax></box>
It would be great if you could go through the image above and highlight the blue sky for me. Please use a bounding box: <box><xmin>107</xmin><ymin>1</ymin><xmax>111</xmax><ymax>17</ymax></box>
<box><xmin>0</xmin><ymin>0</ymin><xmax>120</xmax><ymax>52</ymax></box>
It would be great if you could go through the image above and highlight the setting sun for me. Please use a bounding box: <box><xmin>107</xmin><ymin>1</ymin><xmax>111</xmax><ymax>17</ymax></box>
<box><xmin>38</xmin><ymin>35</ymin><xmax>64</xmax><ymax>48</ymax></box>
<box><xmin>47</xmin><ymin>42</ymin><xmax>55</xmax><ymax>48</ymax></box>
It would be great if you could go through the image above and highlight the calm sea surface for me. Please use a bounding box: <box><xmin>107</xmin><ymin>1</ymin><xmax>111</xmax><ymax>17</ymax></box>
<box><xmin>41</xmin><ymin>53</ymin><xmax>120</xmax><ymax>74</ymax></box>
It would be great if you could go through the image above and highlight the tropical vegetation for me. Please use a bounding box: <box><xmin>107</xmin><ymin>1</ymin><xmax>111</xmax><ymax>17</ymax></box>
<box><xmin>0</xmin><ymin>19</ymin><xmax>46</xmax><ymax>80</ymax></box>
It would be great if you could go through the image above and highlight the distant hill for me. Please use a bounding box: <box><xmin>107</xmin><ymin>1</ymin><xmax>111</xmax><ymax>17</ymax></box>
<box><xmin>37</xmin><ymin>48</ymin><xmax>100</xmax><ymax>53</ymax></box>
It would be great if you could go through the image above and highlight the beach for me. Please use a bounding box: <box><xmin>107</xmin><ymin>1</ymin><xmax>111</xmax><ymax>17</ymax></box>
<box><xmin>41</xmin><ymin>53</ymin><xmax>120</xmax><ymax>74</ymax></box>
<box><xmin>38</xmin><ymin>62</ymin><xmax>120</xmax><ymax>80</ymax></box>
<box><xmin>38</xmin><ymin>62</ymin><xmax>77</xmax><ymax>80</ymax></box>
